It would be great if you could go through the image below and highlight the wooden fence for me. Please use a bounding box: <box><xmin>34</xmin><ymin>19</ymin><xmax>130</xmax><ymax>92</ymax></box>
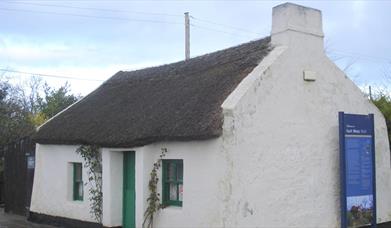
<box><xmin>2</xmin><ymin>137</ymin><xmax>35</xmax><ymax>216</ymax></box>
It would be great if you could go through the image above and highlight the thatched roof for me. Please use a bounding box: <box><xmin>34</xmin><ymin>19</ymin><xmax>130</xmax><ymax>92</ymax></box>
<box><xmin>33</xmin><ymin>37</ymin><xmax>271</xmax><ymax>148</ymax></box>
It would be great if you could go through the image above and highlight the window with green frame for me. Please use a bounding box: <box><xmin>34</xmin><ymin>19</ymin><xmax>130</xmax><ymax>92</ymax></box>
<box><xmin>73</xmin><ymin>163</ymin><xmax>83</xmax><ymax>201</ymax></box>
<box><xmin>162</xmin><ymin>159</ymin><xmax>183</xmax><ymax>207</ymax></box>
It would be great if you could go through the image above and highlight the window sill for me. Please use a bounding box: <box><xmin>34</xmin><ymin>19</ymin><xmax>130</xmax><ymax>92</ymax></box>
<box><xmin>162</xmin><ymin>205</ymin><xmax>183</xmax><ymax>211</ymax></box>
<box><xmin>163</xmin><ymin>205</ymin><xmax>182</xmax><ymax>208</ymax></box>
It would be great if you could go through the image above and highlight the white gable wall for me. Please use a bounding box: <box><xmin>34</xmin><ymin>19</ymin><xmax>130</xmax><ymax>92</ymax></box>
<box><xmin>221</xmin><ymin>40</ymin><xmax>391</xmax><ymax>227</ymax></box>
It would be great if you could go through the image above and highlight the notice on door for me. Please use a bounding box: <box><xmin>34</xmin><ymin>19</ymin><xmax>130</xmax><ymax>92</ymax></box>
<box><xmin>339</xmin><ymin>112</ymin><xmax>376</xmax><ymax>228</ymax></box>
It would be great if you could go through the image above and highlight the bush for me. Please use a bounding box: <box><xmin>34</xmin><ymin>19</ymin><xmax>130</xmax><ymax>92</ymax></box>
<box><xmin>372</xmin><ymin>93</ymin><xmax>391</xmax><ymax>147</ymax></box>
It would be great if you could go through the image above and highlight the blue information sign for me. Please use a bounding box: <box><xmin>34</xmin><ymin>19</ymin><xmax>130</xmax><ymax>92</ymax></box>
<box><xmin>339</xmin><ymin>112</ymin><xmax>376</xmax><ymax>228</ymax></box>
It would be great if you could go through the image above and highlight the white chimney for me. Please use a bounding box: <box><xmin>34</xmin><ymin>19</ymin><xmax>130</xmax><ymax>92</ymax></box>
<box><xmin>271</xmin><ymin>3</ymin><xmax>324</xmax><ymax>51</ymax></box>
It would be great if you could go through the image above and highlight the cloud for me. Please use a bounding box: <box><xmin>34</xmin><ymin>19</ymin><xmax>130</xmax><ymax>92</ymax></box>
<box><xmin>3</xmin><ymin>44</ymin><xmax>71</xmax><ymax>62</ymax></box>
<box><xmin>0</xmin><ymin>36</ymin><xmax>73</xmax><ymax>63</ymax></box>
<box><xmin>352</xmin><ymin>1</ymin><xmax>367</xmax><ymax>29</ymax></box>
<box><xmin>0</xmin><ymin>34</ymin><xmax>172</xmax><ymax>95</ymax></box>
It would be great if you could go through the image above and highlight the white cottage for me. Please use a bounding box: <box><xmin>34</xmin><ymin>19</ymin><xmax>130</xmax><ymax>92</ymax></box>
<box><xmin>30</xmin><ymin>3</ymin><xmax>391</xmax><ymax>228</ymax></box>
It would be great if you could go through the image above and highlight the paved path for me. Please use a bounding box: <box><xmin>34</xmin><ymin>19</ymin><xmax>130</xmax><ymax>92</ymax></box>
<box><xmin>0</xmin><ymin>209</ymin><xmax>57</xmax><ymax>228</ymax></box>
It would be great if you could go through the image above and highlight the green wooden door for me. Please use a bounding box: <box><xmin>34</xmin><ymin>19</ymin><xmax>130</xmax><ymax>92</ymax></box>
<box><xmin>123</xmin><ymin>151</ymin><xmax>135</xmax><ymax>228</ymax></box>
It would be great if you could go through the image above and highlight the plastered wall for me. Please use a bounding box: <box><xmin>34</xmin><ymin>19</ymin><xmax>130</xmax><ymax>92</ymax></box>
<box><xmin>30</xmin><ymin>144</ymin><xmax>95</xmax><ymax>223</ymax></box>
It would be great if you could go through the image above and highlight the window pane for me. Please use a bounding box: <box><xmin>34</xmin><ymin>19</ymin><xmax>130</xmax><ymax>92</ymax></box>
<box><xmin>178</xmin><ymin>184</ymin><xmax>183</xmax><ymax>201</ymax></box>
<box><xmin>177</xmin><ymin>162</ymin><xmax>183</xmax><ymax>181</ymax></box>
<box><xmin>168</xmin><ymin>162</ymin><xmax>176</xmax><ymax>181</ymax></box>
<box><xmin>169</xmin><ymin>183</ymin><xmax>177</xmax><ymax>200</ymax></box>
<box><xmin>75</xmin><ymin>163</ymin><xmax>82</xmax><ymax>181</ymax></box>
<box><xmin>77</xmin><ymin>182</ymin><xmax>83</xmax><ymax>199</ymax></box>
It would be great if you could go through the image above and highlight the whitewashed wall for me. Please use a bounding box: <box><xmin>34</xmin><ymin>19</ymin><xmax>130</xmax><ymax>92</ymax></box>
<box><xmin>30</xmin><ymin>141</ymin><xmax>225</xmax><ymax>227</ymax></box>
<box><xmin>30</xmin><ymin>144</ymin><xmax>95</xmax><ymax>223</ymax></box>
<box><xmin>141</xmin><ymin>140</ymin><xmax>224</xmax><ymax>227</ymax></box>
<box><xmin>101</xmin><ymin>149</ymin><xmax>123</xmax><ymax>227</ymax></box>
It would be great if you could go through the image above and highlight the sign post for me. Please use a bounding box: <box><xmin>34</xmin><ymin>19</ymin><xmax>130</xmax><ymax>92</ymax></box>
<box><xmin>339</xmin><ymin>112</ymin><xmax>376</xmax><ymax>228</ymax></box>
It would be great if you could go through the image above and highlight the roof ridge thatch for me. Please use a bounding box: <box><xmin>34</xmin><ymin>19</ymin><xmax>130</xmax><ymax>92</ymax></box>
<box><xmin>122</xmin><ymin>38</ymin><xmax>269</xmax><ymax>73</ymax></box>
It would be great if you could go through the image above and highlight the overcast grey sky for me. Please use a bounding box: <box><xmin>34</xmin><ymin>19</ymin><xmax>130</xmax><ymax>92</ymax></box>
<box><xmin>0</xmin><ymin>1</ymin><xmax>390</xmax><ymax>95</ymax></box>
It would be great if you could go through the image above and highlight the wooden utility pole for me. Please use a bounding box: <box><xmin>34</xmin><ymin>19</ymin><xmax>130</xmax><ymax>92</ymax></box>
<box><xmin>185</xmin><ymin>12</ymin><xmax>190</xmax><ymax>60</ymax></box>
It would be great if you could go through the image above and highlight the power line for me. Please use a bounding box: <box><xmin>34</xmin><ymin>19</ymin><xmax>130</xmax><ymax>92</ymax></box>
<box><xmin>3</xmin><ymin>1</ymin><xmax>182</xmax><ymax>17</ymax></box>
<box><xmin>3</xmin><ymin>2</ymin><xmax>263</xmax><ymax>37</ymax></box>
<box><xmin>190</xmin><ymin>16</ymin><xmax>261</xmax><ymax>36</ymax></box>
<box><xmin>8</xmin><ymin>1</ymin><xmax>260</xmax><ymax>35</ymax></box>
<box><xmin>0</xmin><ymin>6</ymin><xmax>259</xmax><ymax>38</ymax></box>
<box><xmin>0</xmin><ymin>7</ymin><xmax>182</xmax><ymax>24</ymax></box>
<box><xmin>330</xmin><ymin>49</ymin><xmax>391</xmax><ymax>63</ymax></box>
<box><xmin>190</xmin><ymin>23</ymin><xmax>255</xmax><ymax>39</ymax></box>
<box><xmin>0</xmin><ymin>68</ymin><xmax>104</xmax><ymax>82</ymax></box>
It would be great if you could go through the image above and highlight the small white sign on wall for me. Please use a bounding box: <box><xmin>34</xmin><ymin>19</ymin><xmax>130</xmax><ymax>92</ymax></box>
<box><xmin>303</xmin><ymin>70</ymin><xmax>317</xmax><ymax>81</ymax></box>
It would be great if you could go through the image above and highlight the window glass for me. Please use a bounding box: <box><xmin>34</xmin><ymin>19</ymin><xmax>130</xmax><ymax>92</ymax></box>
<box><xmin>75</xmin><ymin>164</ymin><xmax>82</xmax><ymax>181</ymax></box>
<box><xmin>178</xmin><ymin>184</ymin><xmax>183</xmax><ymax>201</ymax></box>
<box><xmin>168</xmin><ymin>163</ymin><xmax>176</xmax><ymax>181</ymax></box>
<box><xmin>77</xmin><ymin>182</ymin><xmax>83</xmax><ymax>198</ymax></box>
<box><xmin>169</xmin><ymin>183</ymin><xmax>177</xmax><ymax>200</ymax></box>
<box><xmin>177</xmin><ymin>163</ymin><xmax>183</xmax><ymax>181</ymax></box>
